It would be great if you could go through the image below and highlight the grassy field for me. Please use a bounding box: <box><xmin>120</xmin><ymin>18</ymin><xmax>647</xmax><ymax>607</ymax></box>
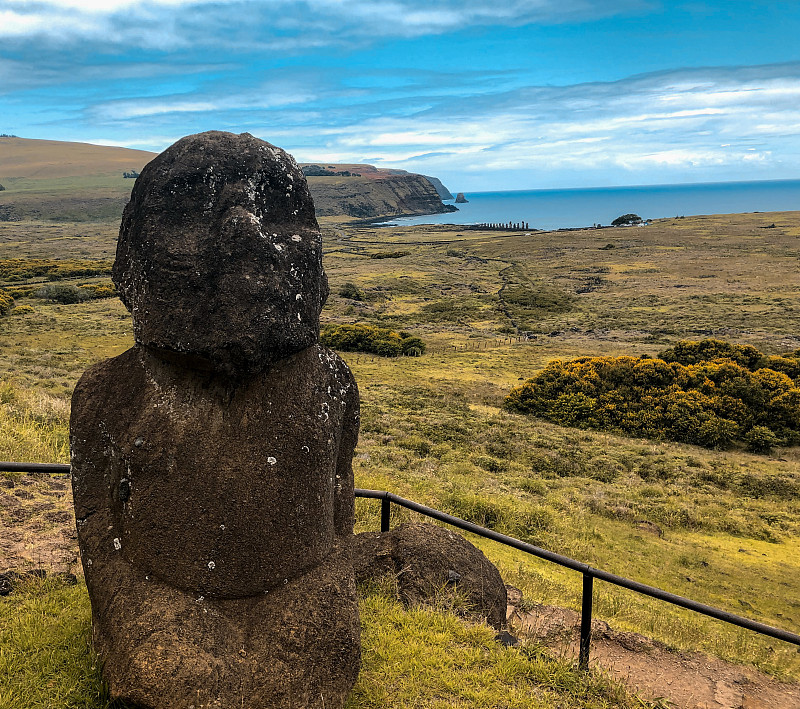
<box><xmin>1</xmin><ymin>575</ymin><xmax>657</xmax><ymax>709</ymax></box>
<box><xmin>1</xmin><ymin>208</ymin><xmax>800</xmax><ymax>705</ymax></box>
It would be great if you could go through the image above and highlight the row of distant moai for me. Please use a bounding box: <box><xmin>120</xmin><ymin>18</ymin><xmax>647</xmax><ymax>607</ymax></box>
<box><xmin>70</xmin><ymin>131</ymin><xmax>507</xmax><ymax>709</ymax></box>
<box><xmin>475</xmin><ymin>221</ymin><xmax>530</xmax><ymax>230</ymax></box>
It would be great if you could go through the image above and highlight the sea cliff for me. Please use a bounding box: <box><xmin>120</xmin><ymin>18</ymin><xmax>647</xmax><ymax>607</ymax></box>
<box><xmin>307</xmin><ymin>169</ymin><xmax>456</xmax><ymax>218</ymax></box>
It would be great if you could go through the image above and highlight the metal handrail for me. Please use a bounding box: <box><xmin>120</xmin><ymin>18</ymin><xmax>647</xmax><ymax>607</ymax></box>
<box><xmin>4</xmin><ymin>461</ymin><xmax>798</xmax><ymax>671</ymax></box>
<box><xmin>356</xmin><ymin>488</ymin><xmax>800</xmax><ymax>669</ymax></box>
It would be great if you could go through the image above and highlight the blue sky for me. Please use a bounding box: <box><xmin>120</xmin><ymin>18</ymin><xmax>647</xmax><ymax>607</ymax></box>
<box><xmin>2</xmin><ymin>0</ymin><xmax>800</xmax><ymax>190</ymax></box>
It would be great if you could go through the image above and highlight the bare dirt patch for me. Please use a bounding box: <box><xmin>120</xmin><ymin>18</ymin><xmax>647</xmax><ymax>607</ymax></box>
<box><xmin>507</xmin><ymin>588</ymin><xmax>800</xmax><ymax>709</ymax></box>
<box><xmin>0</xmin><ymin>473</ymin><xmax>79</xmax><ymax>576</ymax></box>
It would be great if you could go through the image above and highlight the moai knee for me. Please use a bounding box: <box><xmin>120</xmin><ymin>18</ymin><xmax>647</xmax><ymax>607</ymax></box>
<box><xmin>70</xmin><ymin>131</ymin><xmax>361</xmax><ymax>709</ymax></box>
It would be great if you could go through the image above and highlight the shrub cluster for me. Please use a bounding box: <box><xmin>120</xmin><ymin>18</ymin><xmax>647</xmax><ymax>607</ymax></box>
<box><xmin>321</xmin><ymin>323</ymin><xmax>426</xmax><ymax>357</ymax></box>
<box><xmin>0</xmin><ymin>258</ymin><xmax>112</xmax><ymax>282</ymax></box>
<box><xmin>0</xmin><ymin>289</ymin><xmax>14</xmax><ymax>315</ymax></box>
<box><xmin>505</xmin><ymin>340</ymin><xmax>800</xmax><ymax>452</ymax></box>
<box><xmin>338</xmin><ymin>282</ymin><xmax>363</xmax><ymax>300</ymax></box>
<box><xmin>34</xmin><ymin>282</ymin><xmax>117</xmax><ymax>304</ymax></box>
<box><xmin>369</xmin><ymin>251</ymin><xmax>409</xmax><ymax>259</ymax></box>
<box><xmin>77</xmin><ymin>282</ymin><xmax>117</xmax><ymax>299</ymax></box>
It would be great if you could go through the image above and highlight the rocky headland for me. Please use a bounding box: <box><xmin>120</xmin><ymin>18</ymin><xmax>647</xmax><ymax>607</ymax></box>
<box><xmin>301</xmin><ymin>162</ymin><xmax>456</xmax><ymax>218</ymax></box>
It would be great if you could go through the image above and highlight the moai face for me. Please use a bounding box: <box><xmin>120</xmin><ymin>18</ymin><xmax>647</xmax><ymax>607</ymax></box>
<box><xmin>113</xmin><ymin>131</ymin><xmax>329</xmax><ymax>377</ymax></box>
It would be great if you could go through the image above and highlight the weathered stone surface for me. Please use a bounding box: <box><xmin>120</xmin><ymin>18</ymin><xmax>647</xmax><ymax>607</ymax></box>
<box><xmin>72</xmin><ymin>132</ymin><xmax>360</xmax><ymax>708</ymax></box>
<box><xmin>352</xmin><ymin>522</ymin><xmax>507</xmax><ymax>630</ymax></box>
<box><xmin>113</xmin><ymin>130</ymin><xmax>329</xmax><ymax>378</ymax></box>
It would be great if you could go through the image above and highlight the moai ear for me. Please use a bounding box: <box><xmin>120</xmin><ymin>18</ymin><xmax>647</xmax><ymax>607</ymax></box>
<box><xmin>113</xmin><ymin>131</ymin><xmax>327</xmax><ymax>377</ymax></box>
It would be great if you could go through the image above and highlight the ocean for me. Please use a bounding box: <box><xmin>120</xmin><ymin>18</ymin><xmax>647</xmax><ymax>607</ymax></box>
<box><xmin>377</xmin><ymin>178</ymin><xmax>800</xmax><ymax>230</ymax></box>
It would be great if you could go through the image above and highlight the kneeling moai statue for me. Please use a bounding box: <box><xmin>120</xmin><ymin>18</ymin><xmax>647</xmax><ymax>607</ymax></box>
<box><xmin>70</xmin><ymin>131</ymin><xmax>361</xmax><ymax>709</ymax></box>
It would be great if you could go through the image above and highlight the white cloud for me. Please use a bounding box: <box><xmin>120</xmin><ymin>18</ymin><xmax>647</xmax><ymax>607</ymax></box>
<box><xmin>0</xmin><ymin>9</ymin><xmax>102</xmax><ymax>36</ymax></box>
<box><xmin>92</xmin><ymin>86</ymin><xmax>316</xmax><ymax>121</ymax></box>
<box><xmin>0</xmin><ymin>0</ymin><xmax>649</xmax><ymax>45</ymax></box>
<box><xmin>4</xmin><ymin>0</ymin><xmax>228</xmax><ymax>9</ymax></box>
<box><xmin>273</xmin><ymin>63</ymin><xmax>800</xmax><ymax>187</ymax></box>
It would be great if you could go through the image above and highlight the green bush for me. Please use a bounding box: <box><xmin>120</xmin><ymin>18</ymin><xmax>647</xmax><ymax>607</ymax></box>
<box><xmin>503</xmin><ymin>284</ymin><xmax>573</xmax><ymax>313</ymax></box>
<box><xmin>760</xmin><ymin>355</ymin><xmax>800</xmax><ymax>383</ymax></box>
<box><xmin>658</xmin><ymin>339</ymin><xmax>763</xmax><ymax>370</ymax></box>
<box><xmin>0</xmin><ymin>288</ymin><xmax>13</xmax><ymax>315</ymax></box>
<box><xmin>33</xmin><ymin>281</ymin><xmax>117</xmax><ymax>303</ymax></box>
<box><xmin>0</xmin><ymin>258</ymin><xmax>112</xmax><ymax>280</ymax></box>
<box><xmin>369</xmin><ymin>250</ymin><xmax>409</xmax><ymax>259</ymax></box>
<box><xmin>338</xmin><ymin>282</ymin><xmax>363</xmax><ymax>300</ymax></box>
<box><xmin>400</xmin><ymin>336</ymin><xmax>426</xmax><ymax>356</ymax></box>
<box><xmin>505</xmin><ymin>342</ymin><xmax>800</xmax><ymax>452</ymax></box>
<box><xmin>77</xmin><ymin>281</ymin><xmax>118</xmax><ymax>299</ymax></box>
<box><xmin>420</xmin><ymin>298</ymin><xmax>482</xmax><ymax>322</ymax></box>
<box><xmin>744</xmin><ymin>426</ymin><xmax>779</xmax><ymax>455</ymax></box>
<box><xmin>321</xmin><ymin>323</ymin><xmax>427</xmax><ymax>357</ymax></box>
<box><xmin>34</xmin><ymin>284</ymin><xmax>90</xmax><ymax>304</ymax></box>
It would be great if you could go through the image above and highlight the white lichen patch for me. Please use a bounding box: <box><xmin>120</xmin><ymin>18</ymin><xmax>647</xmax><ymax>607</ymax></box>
<box><xmin>267</xmin><ymin>456</ymin><xmax>277</xmax><ymax>465</ymax></box>
<box><xmin>291</xmin><ymin>234</ymin><xmax>302</xmax><ymax>242</ymax></box>
<box><xmin>207</xmin><ymin>561</ymin><xmax>216</xmax><ymax>570</ymax></box>
<box><xmin>113</xmin><ymin>538</ymin><xmax>121</xmax><ymax>551</ymax></box>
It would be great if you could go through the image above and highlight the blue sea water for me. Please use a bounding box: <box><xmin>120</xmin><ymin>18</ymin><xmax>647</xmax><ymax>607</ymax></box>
<box><xmin>378</xmin><ymin>179</ymin><xmax>800</xmax><ymax>230</ymax></box>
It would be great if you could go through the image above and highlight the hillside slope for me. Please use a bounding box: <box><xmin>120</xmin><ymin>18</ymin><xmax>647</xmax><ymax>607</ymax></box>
<box><xmin>0</xmin><ymin>137</ymin><xmax>153</xmax><ymax>179</ymax></box>
<box><xmin>0</xmin><ymin>137</ymin><xmax>452</xmax><ymax>221</ymax></box>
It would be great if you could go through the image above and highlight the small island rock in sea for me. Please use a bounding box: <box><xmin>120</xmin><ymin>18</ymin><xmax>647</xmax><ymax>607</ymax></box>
<box><xmin>455</xmin><ymin>192</ymin><xmax>468</xmax><ymax>203</ymax></box>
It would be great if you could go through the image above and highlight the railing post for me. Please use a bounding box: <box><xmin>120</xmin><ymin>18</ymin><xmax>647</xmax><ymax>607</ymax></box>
<box><xmin>380</xmin><ymin>495</ymin><xmax>391</xmax><ymax>532</ymax></box>
<box><xmin>579</xmin><ymin>573</ymin><xmax>593</xmax><ymax>671</ymax></box>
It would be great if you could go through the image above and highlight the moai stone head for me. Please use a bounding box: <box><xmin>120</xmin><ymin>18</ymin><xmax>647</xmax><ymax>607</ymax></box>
<box><xmin>112</xmin><ymin>131</ymin><xmax>329</xmax><ymax>377</ymax></box>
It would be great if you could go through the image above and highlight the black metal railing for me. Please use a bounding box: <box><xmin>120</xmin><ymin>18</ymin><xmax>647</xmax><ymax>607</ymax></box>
<box><xmin>4</xmin><ymin>461</ymin><xmax>799</xmax><ymax>671</ymax></box>
<box><xmin>355</xmin><ymin>488</ymin><xmax>800</xmax><ymax>669</ymax></box>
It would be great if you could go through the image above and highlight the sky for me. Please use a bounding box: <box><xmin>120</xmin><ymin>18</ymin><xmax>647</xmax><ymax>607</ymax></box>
<box><xmin>2</xmin><ymin>0</ymin><xmax>800</xmax><ymax>191</ymax></box>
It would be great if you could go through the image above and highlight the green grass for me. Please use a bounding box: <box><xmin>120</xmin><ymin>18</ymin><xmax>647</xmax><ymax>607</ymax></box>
<box><xmin>0</xmin><ymin>382</ymin><xmax>69</xmax><ymax>463</ymax></box>
<box><xmin>0</xmin><ymin>577</ymin><xmax>112</xmax><ymax>709</ymax></box>
<box><xmin>0</xmin><ymin>576</ymin><xmax>656</xmax><ymax>709</ymax></box>
<box><xmin>1</xmin><ymin>210</ymin><xmax>800</xmax><ymax>702</ymax></box>
<box><xmin>0</xmin><ymin>175</ymin><xmax>133</xmax><ymax>223</ymax></box>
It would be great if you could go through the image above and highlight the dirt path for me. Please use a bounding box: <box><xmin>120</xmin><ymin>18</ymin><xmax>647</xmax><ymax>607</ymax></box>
<box><xmin>507</xmin><ymin>588</ymin><xmax>800</xmax><ymax>709</ymax></box>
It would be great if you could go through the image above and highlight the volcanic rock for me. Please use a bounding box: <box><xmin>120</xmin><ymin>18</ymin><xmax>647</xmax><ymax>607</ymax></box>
<box><xmin>352</xmin><ymin>522</ymin><xmax>507</xmax><ymax>630</ymax></box>
<box><xmin>72</xmin><ymin>131</ymin><xmax>360</xmax><ymax>709</ymax></box>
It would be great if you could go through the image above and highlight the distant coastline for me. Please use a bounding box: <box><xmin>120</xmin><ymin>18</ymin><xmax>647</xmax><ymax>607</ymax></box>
<box><xmin>376</xmin><ymin>178</ymin><xmax>800</xmax><ymax>231</ymax></box>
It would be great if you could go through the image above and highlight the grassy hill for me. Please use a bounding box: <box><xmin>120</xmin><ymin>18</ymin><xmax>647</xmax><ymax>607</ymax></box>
<box><xmin>0</xmin><ymin>137</ymin><xmax>154</xmax><ymax>180</ymax></box>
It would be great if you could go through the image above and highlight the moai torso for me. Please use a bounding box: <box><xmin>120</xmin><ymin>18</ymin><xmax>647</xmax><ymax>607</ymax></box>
<box><xmin>72</xmin><ymin>344</ymin><xmax>358</xmax><ymax>599</ymax></box>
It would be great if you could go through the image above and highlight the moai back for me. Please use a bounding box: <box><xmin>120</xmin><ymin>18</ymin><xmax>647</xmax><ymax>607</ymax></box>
<box><xmin>70</xmin><ymin>131</ymin><xmax>361</xmax><ymax>708</ymax></box>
